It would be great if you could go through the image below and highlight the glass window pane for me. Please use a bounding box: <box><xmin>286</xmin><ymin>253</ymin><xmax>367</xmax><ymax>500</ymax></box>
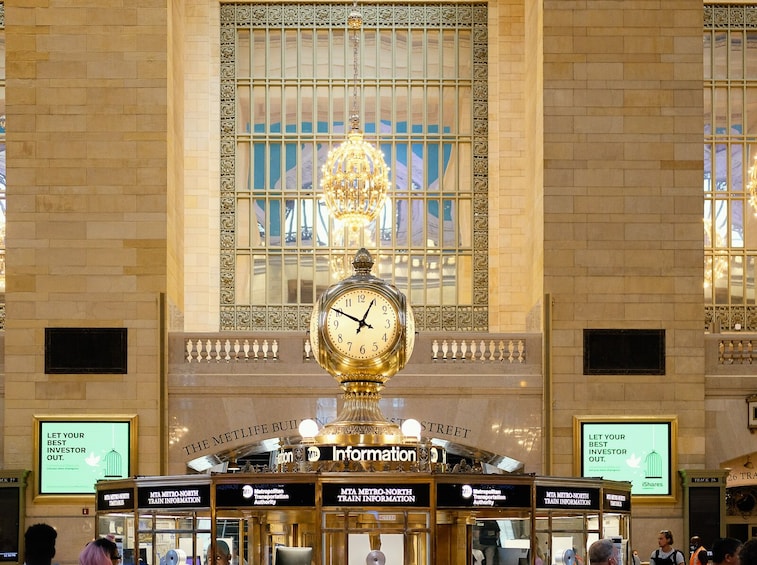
<box><xmin>731</xmin><ymin>255</ymin><xmax>744</xmax><ymax>304</ymax></box>
<box><xmin>237</xmin><ymin>198</ymin><xmax>250</xmax><ymax>248</ymax></box>
<box><xmin>714</xmin><ymin>32</ymin><xmax>728</xmax><ymax>80</ymax></box>
<box><xmin>252</xmin><ymin>30</ymin><xmax>268</xmax><ymax>77</ymax></box>
<box><xmin>746</xmin><ymin>255</ymin><xmax>756</xmax><ymax>304</ymax></box>
<box><xmin>731</xmin><ymin>31</ymin><xmax>744</xmax><ymax>80</ymax></box>
<box><xmin>237</xmin><ymin>29</ymin><xmax>250</xmax><ymax>77</ymax></box>
<box><xmin>748</xmin><ymin>32</ymin><xmax>757</xmax><ymax>78</ymax></box>
<box><xmin>732</xmin><ymin>144</ymin><xmax>744</xmax><ymax>193</ymax></box>
<box><xmin>235</xmin><ymin>253</ymin><xmax>251</xmax><ymax>303</ymax></box>
<box><xmin>236</xmin><ymin>142</ymin><xmax>251</xmax><ymax>190</ymax></box>
<box><xmin>732</xmin><ymin>87</ymin><xmax>744</xmax><ymax>133</ymax></box>
<box><xmin>715</xmin><ymin>87</ymin><xmax>728</xmax><ymax>133</ymax></box>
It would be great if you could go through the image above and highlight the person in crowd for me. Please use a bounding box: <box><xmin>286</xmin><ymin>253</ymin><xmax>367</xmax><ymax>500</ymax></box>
<box><xmin>738</xmin><ymin>538</ymin><xmax>757</xmax><ymax>565</ymax></box>
<box><xmin>691</xmin><ymin>537</ymin><xmax>707</xmax><ymax>565</ymax></box>
<box><xmin>24</xmin><ymin>524</ymin><xmax>57</xmax><ymax>565</ymax></box>
<box><xmin>711</xmin><ymin>537</ymin><xmax>742</xmax><ymax>565</ymax></box>
<box><xmin>633</xmin><ymin>549</ymin><xmax>642</xmax><ymax>565</ymax></box>
<box><xmin>80</xmin><ymin>539</ymin><xmax>118</xmax><ymax>565</ymax></box>
<box><xmin>92</xmin><ymin>538</ymin><xmax>121</xmax><ymax>565</ymax></box>
<box><xmin>206</xmin><ymin>540</ymin><xmax>231</xmax><ymax>565</ymax></box>
<box><xmin>651</xmin><ymin>530</ymin><xmax>686</xmax><ymax>565</ymax></box>
<box><xmin>589</xmin><ymin>539</ymin><xmax>619</xmax><ymax>565</ymax></box>
<box><xmin>535</xmin><ymin>536</ymin><xmax>546</xmax><ymax>565</ymax></box>
<box><xmin>230</xmin><ymin>543</ymin><xmax>246</xmax><ymax>565</ymax></box>
<box><xmin>472</xmin><ymin>520</ymin><xmax>500</xmax><ymax>565</ymax></box>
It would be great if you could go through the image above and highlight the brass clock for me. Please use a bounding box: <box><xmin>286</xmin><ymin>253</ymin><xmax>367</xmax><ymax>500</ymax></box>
<box><xmin>310</xmin><ymin>248</ymin><xmax>415</xmax><ymax>383</ymax></box>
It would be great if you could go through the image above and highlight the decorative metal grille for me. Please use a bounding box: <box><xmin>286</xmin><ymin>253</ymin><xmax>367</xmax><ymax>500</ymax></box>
<box><xmin>704</xmin><ymin>4</ymin><xmax>757</xmax><ymax>331</ymax></box>
<box><xmin>219</xmin><ymin>3</ymin><xmax>489</xmax><ymax>331</ymax></box>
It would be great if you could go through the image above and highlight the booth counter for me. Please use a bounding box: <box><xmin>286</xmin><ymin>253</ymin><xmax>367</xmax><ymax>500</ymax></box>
<box><xmin>95</xmin><ymin>473</ymin><xmax>631</xmax><ymax>565</ymax></box>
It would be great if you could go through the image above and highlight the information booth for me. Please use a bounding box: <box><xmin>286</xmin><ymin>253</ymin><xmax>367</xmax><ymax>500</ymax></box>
<box><xmin>95</xmin><ymin>250</ymin><xmax>631</xmax><ymax>565</ymax></box>
<box><xmin>95</xmin><ymin>473</ymin><xmax>631</xmax><ymax>565</ymax></box>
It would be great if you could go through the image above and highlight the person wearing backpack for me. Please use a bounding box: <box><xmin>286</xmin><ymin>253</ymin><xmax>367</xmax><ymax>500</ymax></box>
<box><xmin>651</xmin><ymin>530</ymin><xmax>686</xmax><ymax>565</ymax></box>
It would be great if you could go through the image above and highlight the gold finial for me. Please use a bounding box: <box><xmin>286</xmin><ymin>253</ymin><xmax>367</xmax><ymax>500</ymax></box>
<box><xmin>352</xmin><ymin>248</ymin><xmax>374</xmax><ymax>275</ymax></box>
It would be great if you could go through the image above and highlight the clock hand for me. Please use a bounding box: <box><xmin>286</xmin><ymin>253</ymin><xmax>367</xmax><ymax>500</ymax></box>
<box><xmin>331</xmin><ymin>307</ymin><xmax>362</xmax><ymax>325</ymax></box>
<box><xmin>356</xmin><ymin>299</ymin><xmax>376</xmax><ymax>334</ymax></box>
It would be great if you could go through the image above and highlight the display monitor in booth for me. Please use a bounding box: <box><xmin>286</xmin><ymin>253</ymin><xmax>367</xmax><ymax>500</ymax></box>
<box><xmin>499</xmin><ymin>547</ymin><xmax>530</xmax><ymax>565</ymax></box>
<box><xmin>274</xmin><ymin>546</ymin><xmax>313</xmax><ymax>565</ymax></box>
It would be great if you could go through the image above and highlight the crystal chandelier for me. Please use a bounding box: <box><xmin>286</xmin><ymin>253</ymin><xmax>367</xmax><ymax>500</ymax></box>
<box><xmin>320</xmin><ymin>6</ymin><xmax>390</xmax><ymax>230</ymax></box>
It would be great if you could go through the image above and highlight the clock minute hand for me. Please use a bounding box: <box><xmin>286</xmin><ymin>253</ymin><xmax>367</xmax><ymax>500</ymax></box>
<box><xmin>331</xmin><ymin>307</ymin><xmax>362</xmax><ymax>325</ymax></box>
<box><xmin>356</xmin><ymin>299</ymin><xmax>376</xmax><ymax>334</ymax></box>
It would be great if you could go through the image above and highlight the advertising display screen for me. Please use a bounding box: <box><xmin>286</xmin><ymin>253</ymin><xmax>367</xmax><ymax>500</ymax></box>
<box><xmin>574</xmin><ymin>416</ymin><xmax>677</xmax><ymax>501</ymax></box>
<box><xmin>35</xmin><ymin>416</ymin><xmax>136</xmax><ymax>497</ymax></box>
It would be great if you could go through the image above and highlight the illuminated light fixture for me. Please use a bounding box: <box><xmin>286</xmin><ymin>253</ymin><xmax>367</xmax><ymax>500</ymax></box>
<box><xmin>703</xmin><ymin>218</ymin><xmax>727</xmax><ymax>289</ymax></box>
<box><xmin>298</xmin><ymin>418</ymin><xmax>319</xmax><ymax>440</ymax></box>
<box><xmin>749</xmin><ymin>154</ymin><xmax>757</xmax><ymax>214</ymax></box>
<box><xmin>401</xmin><ymin>418</ymin><xmax>422</xmax><ymax>442</ymax></box>
<box><xmin>320</xmin><ymin>5</ymin><xmax>390</xmax><ymax>230</ymax></box>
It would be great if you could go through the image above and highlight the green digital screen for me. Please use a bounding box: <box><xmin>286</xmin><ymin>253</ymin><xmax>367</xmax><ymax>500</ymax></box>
<box><xmin>38</xmin><ymin>420</ymin><xmax>131</xmax><ymax>495</ymax></box>
<box><xmin>579</xmin><ymin>420</ymin><xmax>673</xmax><ymax>496</ymax></box>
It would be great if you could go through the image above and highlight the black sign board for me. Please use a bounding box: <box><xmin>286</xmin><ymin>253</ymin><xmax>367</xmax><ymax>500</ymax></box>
<box><xmin>0</xmin><ymin>489</ymin><xmax>20</xmax><ymax>562</ymax></box>
<box><xmin>322</xmin><ymin>483</ymin><xmax>430</xmax><ymax>507</ymax></box>
<box><xmin>436</xmin><ymin>483</ymin><xmax>532</xmax><ymax>508</ymax></box>
<box><xmin>536</xmin><ymin>485</ymin><xmax>600</xmax><ymax>510</ymax></box>
<box><xmin>137</xmin><ymin>484</ymin><xmax>211</xmax><ymax>509</ymax></box>
<box><xmin>603</xmin><ymin>489</ymin><xmax>631</xmax><ymax>511</ymax></box>
<box><xmin>97</xmin><ymin>488</ymin><xmax>135</xmax><ymax>511</ymax></box>
<box><xmin>691</xmin><ymin>477</ymin><xmax>721</xmax><ymax>484</ymax></box>
<box><xmin>216</xmin><ymin>483</ymin><xmax>316</xmax><ymax>508</ymax></box>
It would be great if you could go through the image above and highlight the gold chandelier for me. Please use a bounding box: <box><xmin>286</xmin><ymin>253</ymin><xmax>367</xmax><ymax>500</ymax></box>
<box><xmin>320</xmin><ymin>6</ymin><xmax>390</xmax><ymax>230</ymax></box>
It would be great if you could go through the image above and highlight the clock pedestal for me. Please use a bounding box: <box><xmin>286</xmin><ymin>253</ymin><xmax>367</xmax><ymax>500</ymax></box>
<box><xmin>274</xmin><ymin>248</ymin><xmax>442</xmax><ymax>472</ymax></box>
<box><xmin>315</xmin><ymin>384</ymin><xmax>404</xmax><ymax>446</ymax></box>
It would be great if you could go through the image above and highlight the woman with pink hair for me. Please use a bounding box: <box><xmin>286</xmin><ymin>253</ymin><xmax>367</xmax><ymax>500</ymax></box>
<box><xmin>80</xmin><ymin>538</ymin><xmax>120</xmax><ymax>565</ymax></box>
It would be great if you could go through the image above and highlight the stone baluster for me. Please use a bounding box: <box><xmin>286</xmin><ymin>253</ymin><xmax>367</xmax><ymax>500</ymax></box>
<box><xmin>304</xmin><ymin>339</ymin><xmax>311</xmax><ymax>360</ymax></box>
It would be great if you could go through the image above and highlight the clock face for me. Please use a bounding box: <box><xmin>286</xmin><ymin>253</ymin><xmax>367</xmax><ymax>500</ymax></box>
<box><xmin>324</xmin><ymin>288</ymin><xmax>400</xmax><ymax>360</ymax></box>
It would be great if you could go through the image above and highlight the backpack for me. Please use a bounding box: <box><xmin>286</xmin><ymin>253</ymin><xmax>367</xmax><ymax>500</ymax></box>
<box><xmin>653</xmin><ymin>549</ymin><xmax>684</xmax><ymax>565</ymax></box>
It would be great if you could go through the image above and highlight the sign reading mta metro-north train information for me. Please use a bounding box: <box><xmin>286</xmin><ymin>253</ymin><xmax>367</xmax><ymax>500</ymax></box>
<box><xmin>322</xmin><ymin>483</ymin><xmax>430</xmax><ymax>507</ymax></box>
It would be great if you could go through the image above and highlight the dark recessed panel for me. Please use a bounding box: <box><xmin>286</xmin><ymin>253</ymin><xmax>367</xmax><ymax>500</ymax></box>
<box><xmin>583</xmin><ymin>329</ymin><xmax>665</xmax><ymax>375</ymax></box>
<box><xmin>45</xmin><ymin>327</ymin><xmax>128</xmax><ymax>374</ymax></box>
